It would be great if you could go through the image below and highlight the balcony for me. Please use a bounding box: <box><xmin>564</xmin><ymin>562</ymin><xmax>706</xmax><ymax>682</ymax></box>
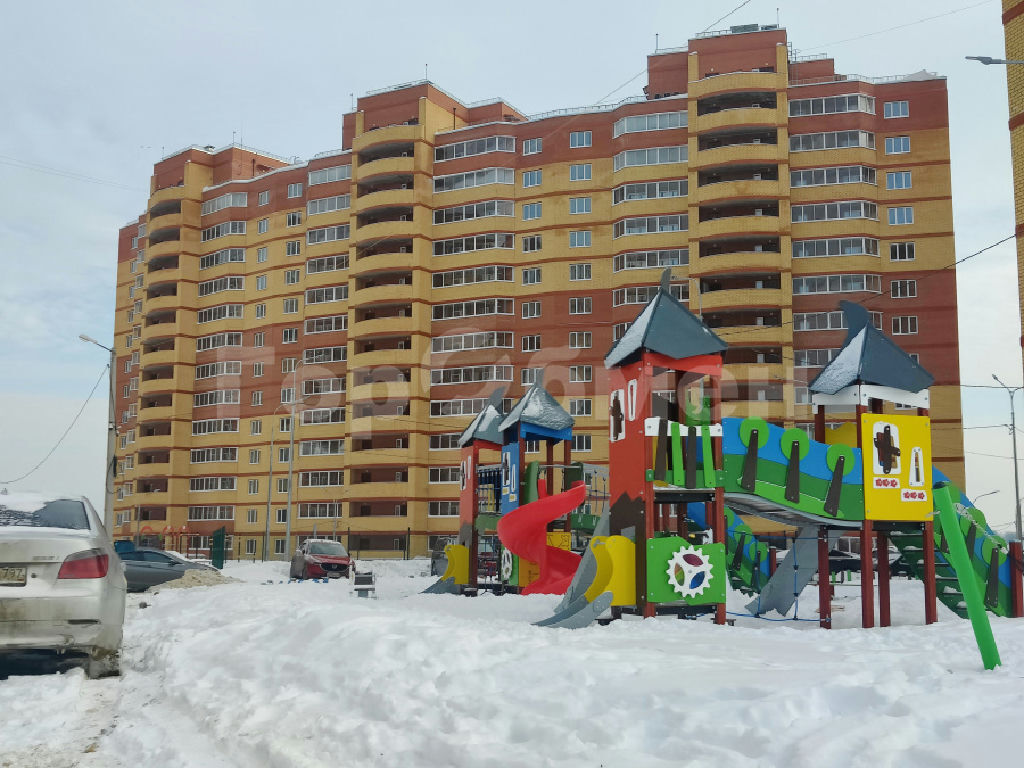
<box><xmin>695</xmin><ymin>214</ymin><xmax>781</xmax><ymax>240</ymax></box>
<box><xmin>350</xmin><ymin>249</ymin><xmax>417</xmax><ymax>276</ymax></box>
<box><xmin>147</xmin><ymin>254</ymin><xmax>180</xmax><ymax>277</ymax></box>
<box><xmin>148</xmin><ymin>211</ymin><xmax>183</xmax><ymax>233</ymax></box>
<box><xmin>357</xmin><ymin>141</ymin><xmax>416</xmax><ymax>166</ymax></box>
<box><xmin>349</xmin><ymin>380</ymin><xmax>414</xmax><ymax>405</ymax></box>
<box><xmin>694</xmin><ymin>143</ymin><xmax>782</xmax><ymax>168</ymax></box>
<box><xmin>145</xmin><ymin>239</ymin><xmax>180</xmax><ymax>260</ymax></box>
<box><xmin>148</xmin><ymin>185</ymin><xmax>186</xmax><ymax>207</ymax></box>
<box><xmin>689</xmin><ymin>70</ymin><xmax>786</xmax><ymax>99</ymax></box>
<box><xmin>354</xmin><ymin>185</ymin><xmax>417</xmax><ymax>211</ymax></box>
<box><xmin>697</xmin><ymin>178</ymin><xmax>782</xmax><ymax>204</ymax></box>
<box><xmin>693</xmin><ymin>251</ymin><xmax>786</xmax><ymax>275</ymax></box>
<box><xmin>351</xmin><ymin>314</ymin><xmax>421</xmax><ymax>338</ymax></box>
<box><xmin>719</xmin><ymin>399</ymin><xmax>787</xmax><ymax>422</ymax></box>
<box><xmin>354</xmin><ymin>217</ymin><xmax>419</xmax><ymax>244</ymax></box>
<box><xmin>352</xmin><ymin>123</ymin><xmax>421</xmax><ymax>152</ymax></box>
<box><xmin>698</xmin><ymin>287</ymin><xmax>785</xmax><ymax>312</ymax></box>
<box><xmin>140</xmin><ymin>346</ymin><xmax>178</xmax><ymax>368</ymax></box>
<box><xmin>354</xmin><ymin>281</ymin><xmax>415</xmax><ymax>307</ymax></box>
<box><xmin>349</xmin><ymin>346</ymin><xmax>422</xmax><ymax>370</ymax></box>
<box><xmin>356</xmin><ymin>155</ymin><xmax>416</xmax><ymax>180</ymax></box>
<box><xmin>694</xmin><ymin>106</ymin><xmax>783</xmax><ymax>134</ymax></box>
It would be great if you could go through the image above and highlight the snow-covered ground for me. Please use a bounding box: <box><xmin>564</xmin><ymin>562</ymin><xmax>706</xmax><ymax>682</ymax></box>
<box><xmin>3</xmin><ymin>559</ymin><xmax>1023</xmax><ymax>767</ymax></box>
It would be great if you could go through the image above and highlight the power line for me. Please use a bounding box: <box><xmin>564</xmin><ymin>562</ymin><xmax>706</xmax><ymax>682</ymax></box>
<box><xmin>700</xmin><ymin>0</ymin><xmax>755</xmax><ymax>34</ymax></box>
<box><xmin>0</xmin><ymin>365</ymin><xmax>109</xmax><ymax>485</ymax></box>
<box><xmin>0</xmin><ymin>154</ymin><xmax>144</xmax><ymax>193</ymax></box>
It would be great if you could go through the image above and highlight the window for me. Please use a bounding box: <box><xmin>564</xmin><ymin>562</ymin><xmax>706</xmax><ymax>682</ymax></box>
<box><xmin>307</xmin><ymin>225</ymin><xmax>348</xmax><ymax>245</ymax></box>
<box><xmin>190</xmin><ymin>447</ymin><xmax>238</xmax><ymax>463</ymax></box>
<box><xmin>282</xmin><ymin>358</ymin><xmax>297</xmax><ymax>373</ymax></box>
<box><xmin>254</xmin><ymin>303</ymin><xmax>266</xmax><ymax>319</ymax></box>
<box><xmin>250</xmin><ymin>419</ymin><xmax>262</xmax><ymax>436</ymax></box>
<box><xmin>433</xmin><ymin>199</ymin><xmax>514</xmax><ymax>224</ymax></box>
<box><xmin>791</xmin><ymin>202</ymin><xmax>877</xmax><ymax>223</ymax></box>
<box><xmin>892</xmin><ymin>315</ymin><xmax>918</xmax><ymax>335</ymax></box>
<box><xmin>890</xmin><ymin>242</ymin><xmax>915</xmax><ymax>261</ymax></box>
<box><xmin>285</xmin><ymin>269</ymin><xmax>300</xmax><ymax>284</ymax></box>
<box><xmin>794</xmin><ymin>348</ymin><xmax>840</xmax><ymax>367</ymax></box>
<box><xmin>522</xmin><ymin>334</ymin><xmax>541</xmax><ymax>352</ymax></box>
<box><xmin>308</xmin><ymin>165</ymin><xmax>351</xmax><ymax>185</ymax></box>
<box><xmin>188</xmin><ymin>505</ymin><xmax>234</xmax><ymax>521</ymax></box>
<box><xmin>432</xmin><ymin>232</ymin><xmax>514</xmax><ymax>256</ymax></box>
<box><xmin>429</xmin><ymin>397</ymin><xmax>513</xmax><ymax>418</ymax></box>
<box><xmin>569</xmin><ymin>263</ymin><xmax>592</xmax><ymax>281</ymax></box>
<box><xmin>189</xmin><ymin>477</ymin><xmax>237</xmax><ymax>492</ymax></box>
<box><xmin>569</xmin><ymin>398</ymin><xmax>592</xmax><ymax>417</ymax></box>
<box><xmin>792</xmin><ymin>274</ymin><xmax>882</xmax><ymax>294</ymax></box>
<box><xmin>570</xmin><ymin>197</ymin><xmax>592</xmax><ymax>215</ymax></box>
<box><xmin>253</xmin><ymin>332</ymin><xmax>264</xmax><ymax>347</ymax></box>
<box><xmin>275</xmin><ymin>509</ymin><xmax>287</xmax><ymax>524</ymax></box>
<box><xmin>256</xmin><ymin>275</ymin><xmax>267</xmax><ymax>291</ymax></box>
<box><xmin>197</xmin><ymin>304</ymin><xmax>243</xmax><ymax>324</ymax></box>
<box><xmin>431</xmin><ymin>331</ymin><xmax>513</xmax><ymax>353</ymax></box>
<box><xmin>572</xmin><ymin>434</ymin><xmax>593</xmax><ymax>452</ymax></box>
<box><xmin>522</xmin><ymin>202</ymin><xmax>542</xmax><ymax>221</ymax></box>
<box><xmin>298</xmin><ymin>503</ymin><xmax>342</xmax><ymax>518</ymax></box>
<box><xmin>202</xmin><ymin>221</ymin><xmax>246</xmax><ymax>241</ymax></box>
<box><xmin>522</xmin><ymin>267</ymin><xmax>541</xmax><ymax>286</ymax></box>
<box><xmin>614</xmin><ymin>249</ymin><xmax>689</xmax><ymax>271</ymax></box>
<box><xmin>434</xmin><ymin>136</ymin><xmax>514</xmax><ymax>162</ymax></box>
<box><xmin>792</xmin><ymin>238</ymin><xmax>879</xmax><ymax>259</ymax></box>
<box><xmin>522</xmin><ymin>301</ymin><xmax>541</xmax><ymax>319</ymax></box>
<box><xmin>569</xmin><ymin>231</ymin><xmax>591</xmax><ymax>248</ymax></box>
<box><xmin>884</xmin><ymin>100</ymin><xmax>909</xmax><ymax>119</ymax></box>
<box><xmin>885</xmin><ymin>136</ymin><xmax>911</xmax><ymax>154</ymax></box>
<box><xmin>304</xmin><ymin>346</ymin><xmax>346</xmax><ymax>364</ymax></box>
<box><xmin>193</xmin><ymin>389</ymin><xmax>240</xmax><ymax>408</ymax></box>
<box><xmin>794</xmin><ymin>311</ymin><xmax>881</xmax><ymax>331</ymax></box>
<box><xmin>431</xmin><ymin>265</ymin><xmax>513</xmax><ymax>288</ymax></box>
<box><xmin>891</xmin><ymin>279</ymin><xmax>917</xmax><ymax>299</ymax></box>
<box><xmin>523</xmin><ymin>138</ymin><xmax>543</xmax><ymax>155</ymax></box>
<box><xmin>522</xmin><ymin>170</ymin><xmax>542</xmax><ymax>188</ymax></box>
<box><xmin>277</xmin><ymin>478</ymin><xmax>290</xmax><ymax>494</ymax></box>
<box><xmin>258</xmin><ymin>190</ymin><xmax>270</xmax><ymax>206</ymax></box>
<box><xmin>287</xmin><ymin>182</ymin><xmax>303</xmax><ymax>198</ymax></box>
<box><xmin>200</xmin><ymin>192</ymin><xmax>248</xmax><ymax>216</ymax></box>
<box><xmin>199</xmin><ymin>248</ymin><xmax>245</xmax><ymax>270</ymax></box>
<box><xmin>198</xmin><ymin>276</ymin><xmax>244</xmax><ymax>297</ymax></box>
<box><xmin>196</xmin><ymin>332</ymin><xmax>243</xmax><ymax>352</ymax></box>
<box><xmin>286</xmin><ymin>240</ymin><xmax>302</xmax><ymax>256</ymax></box>
<box><xmin>286</xmin><ymin>212</ymin><xmax>302</xmax><ymax>227</ymax></box>
<box><xmin>305</xmin><ymin>314</ymin><xmax>348</xmax><ymax>334</ymax></box>
<box><xmin>195</xmin><ymin>361</ymin><xmax>242</xmax><ymax>379</ymax></box>
<box><xmin>522</xmin><ymin>235</ymin><xmax>542</xmax><ymax>252</ymax></box>
<box><xmin>613</xmin><ymin>145</ymin><xmax>687</xmax><ymax>171</ymax></box>
<box><xmin>521</xmin><ymin>367</ymin><xmax>542</xmax><ymax>386</ymax></box>
<box><xmin>253</xmin><ymin>362</ymin><xmax>264</xmax><ymax>377</ymax></box>
<box><xmin>432</xmin><ymin>298</ymin><xmax>513</xmax><ymax>320</ymax></box>
<box><xmin>569</xmin><ymin>365</ymin><xmax>592</xmax><ymax>383</ymax></box>
<box><xmin>248</xmin><ymin>479</ymin><xmax>259</xmax><ymax>495</ymax></box>
<box><xmin>569</xmin><ymin>331</ymin><xmax>592</xmax><ymax>348</ymax></box>
<box><xmin>886</xmin><ymin>171</ymin><xmax>912</xmax><ymax>190</ymax></box>
<box><xmin>613</xmin><ymin>284</ymin><xmax>688</xmax><ymax>305</ymax></box>
<box><xmin>282</xmin><ymin>328</ymin><xmax>297</xmax><ymax>344</ymax></box>
<box><xmin>251</xmin><ymin>390</ymin><xmax>263</xmax><ymax>406</ymax></box>
<box><xmin>300</xmin><ymin>471</ymin><xmax>344</xmax><ymax>487</ymax></box>
<box><xmin>302</xmin><ymin>407</ymin><xmax>346</xmax><ymax>424</ymax></box>
<box><xmin>258</xmin><ymin>218</ymin><xmax>269</xmax><ymax>234</ymax></box>
<box><xmin>308</xmin><ymin>195</ymin><xmax>351</xmax><ymax>216</ymax></box>
<box><xmin>569</xmin><ymin>164</ymin><xmax>592</xmax><ymax>181</ymax></box>
<box><xmin>613</xmin><ymin>215</ymin><xmax>688</xmax><ymax>237</ymax></box>
<box><xmin>789</xmin><ymin>130</ymin><xmax>875</xmax><ymax>152</ymax></box>
<box><xmin>789</xmin><ymin>93</ymin><xmax>875</xmax><ymax>117</ymax></box>
<box><xmin>613</xmin><ymin>111</ymin><xmax>687</xmax><ymax>137</ymax></box>
<box><xmin>249</xmin><ymin>449</ymin><xmax>261</xmax><ymax>464</ymax></box>
<box><xmin>247</xmin><ymin>509</ymin><xmax>259</xmax><ymax>525</ymax></box>
<box><xmin>888</xmin><ymin>206</ymin><xmax>914</xmax><ymax>225</ymax></box>
<box><xmin>433</xmin><ymin>167</ymin><xmax>515</xmax><ymax>192</ymax></box>
<box><xmin>283</xmin><ymin>298</ymin><xmax>299</xmax><ymax>314</ymax></box>
<box><xmin>569</xmin><ymin>297</ymin><xmax>592</xmax><ymax>314</ymax></box>
<box><xmin>569</xmin><ymin>131</ymin><xmax>592</xmax><ymax>148</ymax></box>
<box><xmin>257</xmin><ymin>247</ymin><xmax>268</xmax><ymax>263</ymax></box>
<box><xmin>300</xmin><ymin>439</ymin><xmax>345</xmax><ymax>456</ymax></box>
<box><xmin>429</xmin><ymin>501</ymin><xmax>460</xmax><ymax>517</ymax></box>
<box><xmin>790</xmin><ymin>166</ymin><xmax>876</xmax><ymax>188</ymax></box>
<box><xmin>431</xmin><ymin>365</ymin><xmax>513</xmax><ymax>386</ymax></box>
<box><xmin>428</xmin><ymin>467</ymin><xmax>462</xmax><ymax>485</ymax></box>
<box><xmin>303</xmin><ymin>378</ymin><xmax>346</xmax><ymax>396</ymax></box>
<box><xmin>306</xmin><ymin>254</ymin><xmax>348</xmax><ymax>274</ymax></box>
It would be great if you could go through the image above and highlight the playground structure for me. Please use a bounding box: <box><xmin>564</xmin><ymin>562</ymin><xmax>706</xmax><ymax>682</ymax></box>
<box><xmin>426</xmin><ymin>271</ymin><xmax>1023</xmax><ymax>669</ymax></box>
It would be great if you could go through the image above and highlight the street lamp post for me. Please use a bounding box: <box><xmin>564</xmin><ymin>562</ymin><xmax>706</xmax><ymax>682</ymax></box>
<box><xmin>970</xmin><ymin>489</ymin><xmax>1000</xmax><ymax>507</ymax></box>
<box><xmin>79</xmin><ymin>334</ymin><xmax>116</xmax><ymax>535</ymax></box>
<box><xmin>966</xmin><ymin>56</ymin><xmax>1024</xmax><ymax>66</ymax></box>
<box><xmin>992</xmin><ymin>374</ymin><xmax>1023</xmax><ymax>541</ymax></box>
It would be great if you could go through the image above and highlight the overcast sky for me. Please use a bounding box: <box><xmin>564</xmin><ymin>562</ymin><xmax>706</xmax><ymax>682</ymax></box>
<box><xmin>1</xmin><ymin>0</ymin><xmax>1021</xmax><ymax>533</ymax></box>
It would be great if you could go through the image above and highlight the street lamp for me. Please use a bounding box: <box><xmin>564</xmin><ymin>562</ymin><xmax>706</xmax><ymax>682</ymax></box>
<box><xmin>262</xmin><ymin>361</ymin><xmax>308</xmax><ymax>561</ymax></box>
<box><xmin>970</xmin><ymin>489</ymin><xmax>1000</xmax><ymax>507</ymax></box>
<box><xmin>992</xmin><ymin>374</ymin><xmax>1023</xmax><ymax>541</ymax></box>
<box><xmin>966</xmin><ymin>56</ymin><xmax>1024</xmax><ymax>66</ymax></box>
<box><xmin>79</xmin><ymin>334</ymin><xmax>116</xmax><ymax>535</ymax></box>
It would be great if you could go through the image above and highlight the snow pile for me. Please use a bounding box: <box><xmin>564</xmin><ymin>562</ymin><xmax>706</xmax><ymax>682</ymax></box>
<box><xmin>3</xmin><ymin>561</ymin><xmax>1023</xmax><ymax>767</ymax></box>
<box><xmin>156</xmin><ymin>568</ymin><xmax>238</xmax><ymax>590</ymax></box>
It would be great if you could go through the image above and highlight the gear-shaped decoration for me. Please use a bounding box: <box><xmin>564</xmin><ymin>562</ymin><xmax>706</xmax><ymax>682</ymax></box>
<box><xmin>500</xmin><ymin>548</ymin><xmax>514</xmax><ymax>581</ymax></box>
<box><xmin>665</xmin><ymin>544</ymin><xmax>714</xmax><ymax>599</ymax></box>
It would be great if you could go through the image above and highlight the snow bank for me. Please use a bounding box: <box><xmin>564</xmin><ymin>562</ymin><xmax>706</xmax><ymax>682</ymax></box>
<box><xmin>155</xmin><ymin>568</ymin><xmax>239</xmax><ymax>590</ymax></box>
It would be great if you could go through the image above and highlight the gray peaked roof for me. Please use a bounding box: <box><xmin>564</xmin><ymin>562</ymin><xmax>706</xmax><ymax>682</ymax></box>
<box><xmin>809</xmin><ymin>301</ymin><xmax>934</xmax><ymax>395</ymax></box>
<box><xmin>498</xmin><ymin>372</ymin><xmax>574</xmax><ymax>434</ymax></box>
<box><xmin>457</xmin><ymin>388</ymin><xmax>507</xmax><ymax>447</ymax></box>
<box><xmin>604</xmin><ymin>269</ymin><xmax>727</xmax><ymax>369</ymax></box>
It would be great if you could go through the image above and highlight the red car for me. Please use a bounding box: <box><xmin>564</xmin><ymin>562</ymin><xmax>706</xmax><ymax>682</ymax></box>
<box><xmin>289</xmin><ymin>539</ymin><xmax>351</xmax><ymax>579</ymax></box>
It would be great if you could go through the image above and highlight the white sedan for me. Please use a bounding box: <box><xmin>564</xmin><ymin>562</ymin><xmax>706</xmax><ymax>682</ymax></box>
<box><xmin>0</xmin><ymin>493</ymin><xmax>125</xmax><ymax>677</ymax></box>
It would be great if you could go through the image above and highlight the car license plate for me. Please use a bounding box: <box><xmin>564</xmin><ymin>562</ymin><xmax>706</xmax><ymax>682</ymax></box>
<box><xmin>0</xmin><ymin>567</ymin><xmax>27</xmax><ymax>586</ymax></box>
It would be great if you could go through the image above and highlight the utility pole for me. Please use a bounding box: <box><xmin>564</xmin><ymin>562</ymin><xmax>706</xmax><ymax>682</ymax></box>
<box><xmin>993</xmin><ymin>374</ymin><xmax>1023</xmax><ymax>541</ymax></box>
<box><xmin>79</xmin><ymin>334</ymin><xmax>116</xmax><ymax>536</ymax></box>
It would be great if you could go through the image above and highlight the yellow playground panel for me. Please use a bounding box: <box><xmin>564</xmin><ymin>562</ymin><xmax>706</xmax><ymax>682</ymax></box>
<box><xmin>515</xmin><ymin>532</ymin><xmax>571</xmax><ymax>588</ymax></box>
<box><xmin>861</xmin><ymin>413</ymin><xmax>932</xmax><ymax>522</ymax></box>
<box><xmin>584</xmin><ymin>536</ymin><xmax>636</xmax><ymax>606</ymax></box>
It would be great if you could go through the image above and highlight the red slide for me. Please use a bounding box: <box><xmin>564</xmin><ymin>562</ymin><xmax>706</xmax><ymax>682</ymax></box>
<box><xmin>497</xmin><ymin>481</ymin><xmax>585</xmax><ymax>595</ymax></box>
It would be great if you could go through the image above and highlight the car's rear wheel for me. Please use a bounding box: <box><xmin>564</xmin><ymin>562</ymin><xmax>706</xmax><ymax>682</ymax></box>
<box><xmin>85</xmin><ymin>648</ymin><xmax>120</xmax><ymax>679</ymax></box>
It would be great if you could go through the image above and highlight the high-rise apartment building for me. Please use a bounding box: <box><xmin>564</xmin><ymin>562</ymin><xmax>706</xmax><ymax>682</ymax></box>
<box><xmin>1003</xmin><ymin>1</ymin><xmax>1024</xmax><ymax>377</ymax></box>
<box><xmin>112</xmin><ymin>24</ymin><xmax>964</xmax><ymax>557</ymax></box>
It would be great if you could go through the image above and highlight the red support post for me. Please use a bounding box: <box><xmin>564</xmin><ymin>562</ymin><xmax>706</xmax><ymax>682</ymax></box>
<box><xmin>814</xmin><ymin>404</ymin><xmax>826</xmax><ymax>443</ymax></box>
<box><xmin>545</xmin><ymin>440</ymin><xmax>554</xmax><ymax>496</ymax></box>
<box><xmin>877</xmin><ymin>529</ymin><xmax>891</xmax><ymax>627</ymax></box>
<box><xmin>769</xmin><ymin>546</ymin><xmax>778</xmax><ymax>576</ymax></box>
<box><xmin>709</xmin><ymin>373</ymin><xmax>727</xmax><ymax>626</ymax></box>
<box><xmin>818</xmin><ymin>527</ymin><xmax>832</xmax><ymax>629</ymax></box>
<box><xmin>562</xmin><ymin>439</ymin><xmax>573</xmax><ymax>532</ymax></box>
<box><xmin>1010</xmin><ymin>540</ymin><xmax>1024</xmax><ymax>619</ymax></box>
<box><xmin>860</xmin><ymin>520</ymin><xmax>875</xmax><ymax>628</ymax></box>
<box><xmin>923</xmin><ymin>519</ymin><xmax>938</xmax><ymax>624</ymax></box>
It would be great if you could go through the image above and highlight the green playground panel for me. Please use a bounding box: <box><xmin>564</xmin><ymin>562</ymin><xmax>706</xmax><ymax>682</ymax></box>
<box><xmin>646</xmin><ymin>539</ymin><xmax>726</xmax><ymax>605</ymax></box>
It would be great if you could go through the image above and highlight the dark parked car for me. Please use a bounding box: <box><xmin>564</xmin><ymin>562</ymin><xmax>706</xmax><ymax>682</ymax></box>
<box><xmin>119</xmin><ymin>548</ymin><xmax>215</xmax><ymax>592</ymax></box>
<box><xmin>289</xmin><ymin>539</ymin><xmax>351</xmax><ymax>579</ymax></box>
